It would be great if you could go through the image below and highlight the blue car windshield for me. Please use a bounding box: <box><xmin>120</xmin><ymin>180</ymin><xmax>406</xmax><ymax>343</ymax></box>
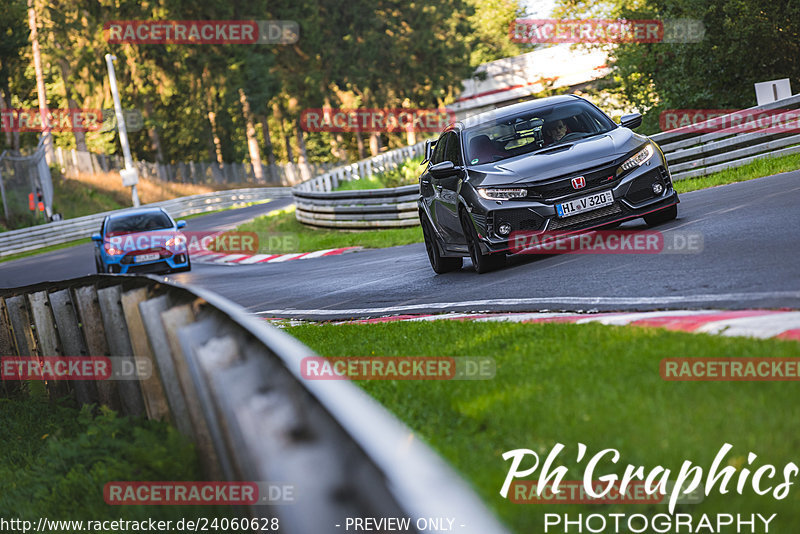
<box><xmin>464</xmin><ymin>100</ymin><xmax>617</xmax><ymax>165</ymax></box>
<box><xmin>106</xmin><ymin>212</ymin><xmax>173</xmax><ymax>236</ymax></box>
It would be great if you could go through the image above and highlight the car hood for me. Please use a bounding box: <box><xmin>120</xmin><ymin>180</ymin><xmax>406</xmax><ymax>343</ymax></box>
<box><xmin>467</xmin><ymin>128</ymin><xmax>649</xmax><ymax>186</ymax></box>
<box><xmin>104</xmin><ymin>228</ymin><xmax>179</xmax><ymax>251</ymax></box>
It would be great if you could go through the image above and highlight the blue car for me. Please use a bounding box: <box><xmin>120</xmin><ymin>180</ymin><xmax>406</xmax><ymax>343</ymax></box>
<box><xmin>92</xmin><ymin>207</ymin><xmax>191</xmax><ymax>274</ymax></box>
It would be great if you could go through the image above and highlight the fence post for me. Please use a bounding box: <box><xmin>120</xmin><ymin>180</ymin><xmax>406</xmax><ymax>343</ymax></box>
<box><xmin>72</xmin><ymin>285</ymin><xmax>122</xmax><ymax>411</ymax></box>
<box><xmin>28</xmin><ymin>291</ymin><xmax>70</xmax><ymax>400</ymax></box>
<box><xmin>49</xmin><ymin>288</ymin><xmax>98</xmax><ymax>406</ymax></box>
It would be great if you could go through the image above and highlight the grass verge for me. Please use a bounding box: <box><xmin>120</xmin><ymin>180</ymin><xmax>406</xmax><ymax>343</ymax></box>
<box><xmin>235</xmin><ymin>206</ymin><xmax>422</xmax><ymax>253</ymax></box>
<box><xmin>287</xmin><ymin>320</ymin><xmax>800</xmax><ymax>534</ymax></box>
<box><xmin>673</xmin><ymin>151</ymin><xmax>800</xmax><ymax>193</ymax></box>
<box><xmin>0</xmin><ymin>395</ymin><xmax>232</xmax><ymax>518</ymax></box>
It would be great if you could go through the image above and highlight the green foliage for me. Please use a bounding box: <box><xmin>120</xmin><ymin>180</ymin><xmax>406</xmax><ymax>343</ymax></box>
<box><xmin>335</xmin><ymin>156</ymin><xmax>425</xmax><ymax>190</ymax></box>
<box><xmin>556</xmin><ymin>0</ymin><xmax>800</xmax><ymax>131</ymax></box>
<box><xmin>0</xmin><ymin>397</ymin><xmax>229</xmax><ymax>518</ymax></box>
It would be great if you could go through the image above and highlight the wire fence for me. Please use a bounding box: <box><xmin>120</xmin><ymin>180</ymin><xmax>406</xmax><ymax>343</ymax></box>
<box><xmin>54</xmin><ymin>147</ymin><xmax>336</xmax><ymax>187</ymax></box>
<box><xmin>0</xmin><ymin>138</ymin><xmax>54</xmax><ymax>228</ymax></box>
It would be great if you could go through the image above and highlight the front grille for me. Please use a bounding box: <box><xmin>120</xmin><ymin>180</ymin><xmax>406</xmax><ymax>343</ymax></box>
<box><xmin>126</xmin><ymin>261</ymin><xmax>171</xmax><ymax>274</ymax></box>
<box><xmin>121</xmin><ymin>247</ymin><xmax>170</xmax><ymax>264</ymax></box>
<box><xmin>527</xmin><ymin>160</ymin><xmax>622</xmax><ymax>201</ymax></box>
<box><xmin>493</xmin><ymin>209</ymin><xmax>545</xmax><ymax>234</ymax></box>
<box><xmin>548</xmin><ymin>203</ymin><xmax>623</xmax><ymax>230</ymax></box>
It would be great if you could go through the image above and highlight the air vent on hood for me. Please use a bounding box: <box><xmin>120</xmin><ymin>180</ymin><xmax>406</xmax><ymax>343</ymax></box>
<box><xmin>535</xmin><ymin>144</ymin><xmax>574</xmax><ymax>155</ymax></box>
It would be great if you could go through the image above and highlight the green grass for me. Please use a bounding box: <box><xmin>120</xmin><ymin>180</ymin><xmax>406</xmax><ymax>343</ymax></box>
<box><xmin>287</xmin><ymin>320</ymin><xmax>800</xmax><ymax>534</ymax></box>
<box><xmin>674</xmin><ymin>151</ymin><xmax>800</xmax><ymax>193</ymax></box>
<box><xmin>0</xmin><ymin>237</ymin><xmax>91</xmax><ymax>264</ymax></box>
<box><xmin>235</xmin><ymin>206</ymin><xmax>422</xmax><ymax>253</ymax></box>
<box><xmin>0</xmin><ymin>396</ymin><xmax>232</xmax><ymax>518</ymax></box>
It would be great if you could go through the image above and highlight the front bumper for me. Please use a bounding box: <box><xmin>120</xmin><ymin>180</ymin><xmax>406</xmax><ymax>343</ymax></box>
<box><xmin>102</xmin><ymin>249</ymin><xmax>190</xmax><ymax>274</ymax></box>
<box><xmin>470</xmin><ymin>161</ymin><xmax>679</xmax><ymax>254</ymax></box>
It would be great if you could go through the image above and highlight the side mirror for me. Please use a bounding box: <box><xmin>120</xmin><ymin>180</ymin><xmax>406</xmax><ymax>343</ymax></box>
<box><xmin>620</xmin><ymin>113</ymin><xmax>642</xmax><ymax>130</ymax></box>
<box><xmin>176</xmin><ymin>220</ymin><xmax>187</xmax><ymax>229</ymax></box>
<box><xmin>423</xmin><ymin>139</ymin><xmax>436</xmax><ymax>164</ymax></box>
<box><xmin>91</xmin><ymin>233</ymin><xmax>102</xmax><ymax>242</ymax></box>
<box><xmin>429</xmin><ymin>161</ymin><xmax>457</xmax><ymax>178</ymax></box>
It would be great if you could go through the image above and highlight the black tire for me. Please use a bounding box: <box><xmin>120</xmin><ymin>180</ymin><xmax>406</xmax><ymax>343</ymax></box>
<box><xmin>95</xmin><ymin>258</ymin><xmax>103</xmax><ymax>273</ymax></box>
<box><xmin>460</xmin><ymin>210</ymin><xmax>506</xmax><ymax>274</ymax></box>
<box><xmin>421</xmin><ymin>215</ymin><xmax>462</xmax><ymax>274</ymax></box>
<box><xmin>643</xmin><ymin>204</ymin><xmax>678</xmax><ymax>227</ymax></box>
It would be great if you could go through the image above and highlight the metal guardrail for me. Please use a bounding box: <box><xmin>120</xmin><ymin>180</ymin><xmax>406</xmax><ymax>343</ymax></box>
<box><xmin>653</xmin><ymin>93</ymin><xmax>800</xmax><ymax>181</ymax></box>
<box><xmin>0</xmin><ymin>275</ymin><xmax>510</xmax><ymax>533</ymax></box>
<box><xmin>292</xmin><ymin>142</ymin><xmax>425</xmax><ymax>229</ymax></box>
<box><xmin>294</xmin><ymin>184</ymin><xmax>419</xmax><ymax>228</ymax></box>
<box><xmin>0</xmin><ymin>187</ymin><xmax>292</xmax><ymax>258</ymax></box>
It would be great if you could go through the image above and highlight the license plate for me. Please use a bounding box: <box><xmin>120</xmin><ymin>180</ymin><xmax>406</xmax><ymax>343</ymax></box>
<box><xmin>133</xmin><ymin>253</ymin><xmax>159</xmax><ymax>263</ymax></box>
<box><xmin>556</xmin><ymin>190</ymin><xmax>614</xmax><ymax>218</ymax></box>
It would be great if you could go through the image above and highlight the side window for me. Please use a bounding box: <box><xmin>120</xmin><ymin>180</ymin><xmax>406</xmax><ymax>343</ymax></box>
<box><xmin>430</xmin><ymin>133</ymin><xmax>448</xmax><ymax>165</ymax></box>
<box><xmin>100</xmin><ymin>218</ymin><xmax>106</xmax><ymax>236</ymax></box>
<box><xmin>443</xmin><ymin>132</ymin><xmax>463</xmax><ymax>166</ymax></box>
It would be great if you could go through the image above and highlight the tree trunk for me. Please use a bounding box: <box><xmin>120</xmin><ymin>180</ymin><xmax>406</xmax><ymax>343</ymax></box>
<box><xmin>238</xmin><ymin>88</ymin><xmax>264</xmax><ymax>183</ymax></box>
<box><xmin>295</xmin><ymin>119</ymin><xmax>312</xmax><ymax>183</ymax></box>
<box><xmin>272</xmin><ymin>102</ymin><xmax>294</xmax><ymax>162</ymax></box>
<box><xmin>260</xmin><ymin>115</ymin><xmax>277</xmax><ymax>183</ymax></box>
<box><xmin>27</xmin><ymin>0</ymin><xmax>55</xmax><ymax>163</ymax></box>
<box><xmin>0</xmin><ymin>86</ymin><xmax>12</xmax><ymax>148</ymax></box>
<box><xmin>369</xmin><ymin>132</ymin><xmax>382</xmax><ymax>156</ymax></box>
<box><xmin>57</xmin><ymin>58</ymin><xmax>88</xmax><ymax>152</ymax></box>
<box><xmin>355</xmin><ymin>131</ymin><xmax>366</xmax><ymax>160</ymax></box>
<box><xmin>143</xmin><ymin>100</ymin><xmax>164</xmax><ymax>164</ymax></box>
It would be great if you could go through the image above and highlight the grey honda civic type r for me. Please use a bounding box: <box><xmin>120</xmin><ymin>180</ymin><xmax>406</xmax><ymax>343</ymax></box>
<box><xmin>417</xmin><ymin>95</ymin><xmax>680</xmax><ymax>274</ymax></box>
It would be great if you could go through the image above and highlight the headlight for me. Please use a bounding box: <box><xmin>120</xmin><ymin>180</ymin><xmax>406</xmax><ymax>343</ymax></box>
<box><xmin>619</xmin><ymin>143</ymin><xmax>655</xmax><ymax>172</ymax></box>
<box><xmin>477</xmin><ymin>188</ymin><xmax>527</xmax><ymax>201</ymax></box>
<box><xmin>166</xmin><ymin>235</ymin><xmax>186</xmax><ymax>248</ymax></box>
<box><xmin>104</xmin><ymin>243</ymin><xmax>123</xmax><ymax>255</ymax></box>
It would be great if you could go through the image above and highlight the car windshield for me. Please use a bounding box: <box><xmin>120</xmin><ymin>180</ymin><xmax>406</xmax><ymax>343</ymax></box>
<box><xmin>105</xmin><ymin>212</ymin><xmax>173</xmax><ymax>236</ymax></box>
<box><xmin>464</xmin><ymin>100</ymin><xmax>617</xmax><ymax>165</ymax></box>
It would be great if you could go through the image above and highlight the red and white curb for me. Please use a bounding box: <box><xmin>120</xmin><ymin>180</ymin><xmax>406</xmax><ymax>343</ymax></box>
<box><xmin>191</xmin><ymin>246</ymin><xmax>362</xmax><ymax>265</ymax></box>
<box><xmin>265</xmin><ymin>309</ymin><xmax>800</xmax><ymax>341</ymax></box>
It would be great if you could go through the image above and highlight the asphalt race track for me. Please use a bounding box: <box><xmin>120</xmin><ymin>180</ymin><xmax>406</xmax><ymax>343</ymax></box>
<box><xmin>2</xmin><ymin>172</ymin><xmax>799</xmax><ymax>319</ymax></box>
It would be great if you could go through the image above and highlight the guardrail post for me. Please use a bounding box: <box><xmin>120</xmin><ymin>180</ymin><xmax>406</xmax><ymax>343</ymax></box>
<box><xmin>49</xmin><ymin>288</ymin><xmax>98</xmax><ymax>406</ymax></box>
<box><xmin>72</xmin><ymin>285</ymin><xmax>121</xmax><ymax>411</ymax></box>
<box><xmin>121</xmin><ymin>287</ymin><xmax>172</xmax><ymax>421</ymax></box>
<box><xmin>0</xmin><ymin>298</ymin><xmax>22</xmax><ymax>397</ymax></box>
<box><xmin>138</xmin><ymin>294</ymin><xmax>194</xmax><ymax>436</ymax></box>
<box><xmin>159</xmin><ymin>303</ymin><xmax>223</xmax><ymax>480</ymax></box>
<box><xmin>5</xmin><ymin>295</ymin><xmax>38</xmax><ymax>357</ymax></box>
<box><xmin>28</xmin><ymin>291</ymin><xmax>70</xmax><ymax>400</ymax></box>
<box><xmin>97</xmin><ymin>285</ymin><xmax>146</xmax><ymax>417</ymax></box>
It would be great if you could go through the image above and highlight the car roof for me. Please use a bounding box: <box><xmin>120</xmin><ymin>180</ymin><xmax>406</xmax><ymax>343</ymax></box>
<box><xmin>106</xmin><ymin>207</ymin><xmax>170</xmax><ymax>221</ymax></box>
<box><xmin>453</xmin><ymin>94</ymin><xmax>582</xmax><ymax>132</ymax></box>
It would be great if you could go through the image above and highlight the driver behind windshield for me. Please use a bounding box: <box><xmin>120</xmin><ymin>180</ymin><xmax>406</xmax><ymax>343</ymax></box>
<box><xmin>545</xmin><ymin>119</ymin><xmax>568</xmax><ymax>144</ymax></box>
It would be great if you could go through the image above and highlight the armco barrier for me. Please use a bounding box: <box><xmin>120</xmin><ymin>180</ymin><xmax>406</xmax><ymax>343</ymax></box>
<box><xmin>653</xmin><ymin>93</ymin><xmax>800</xmax><ymax>181</ymax></box>
<box><xmin>0</xmin><ymin>187</ymin><xmax>291</xmax><ymax>258</ymax></box>
<box><xmin>0</xmin><ymin>275</ymin><xmax>510</xmax><ymax>533</ymax></box>
<box><xmin>294</xmin><ymin>184</ymin><xmax>419</xmax><ymax>228</ymax></box>
<box><xmin>292</xmin><ymin>142</ymin><xmax>425</xmax><ymax>229</ymax></box>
